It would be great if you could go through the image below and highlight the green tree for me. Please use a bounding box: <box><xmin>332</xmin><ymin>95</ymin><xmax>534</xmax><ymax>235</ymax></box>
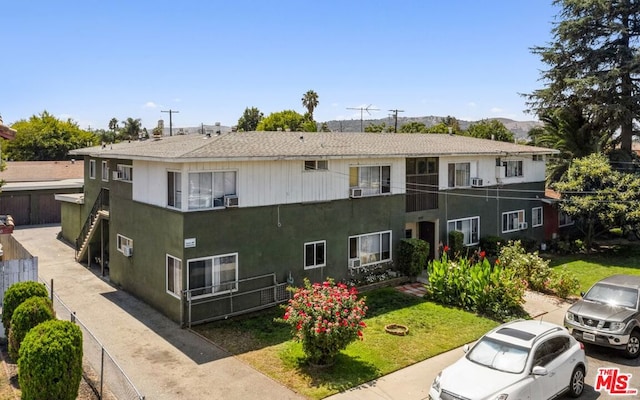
<box><xmin>442</xmin><ymin>116</ymin><xmax>461</xmax><ymax>133</ymax></box>
<box><xmin>6</xmin><ymin>111</ymin><xmax>98</xmax><ymax>161</ymax></box>
<box><xmin>526</xmin><ymin>0</ymin><xmax>640</xmax><ymax>155</ymax></box>
<box><xmin>365</xmin><ymin>122</ymin><xmax>393</xmax><ymax>133</ymax></box>
<box><xmin>237</xmin><ymin>107</ymin><xmax>264</xmax><ymax>132</ymax></box>
<box><xmin>426</xmin><ymin>122</ymin><xmax>453</xmax><ymax>134</ymax></box>
<box><xmin>554</xmin><ymin>154</ymin><xmax>640</xmax><ymax>250</ymax></box>
<box><xmin>301</xmin><ymin>90</ymin><xmax>319</xmax><ymax>121</ymax></box>
<box><xmin>465</xmin><ymin>119</ymin><xmax>514</xmax><ymax>142</ymax></box>
<box><xmin>399</xmin><ymin>122</ymin><xmax>428</xmax><ymax>133</ymax></box>
<box><xmin>319</xmin><ymin>122</ymin><xmax>331</xmax><ymax>132</ymax></box>
<box><xmin>121</xmin><ymin>117</ymin><xmax>142</xmax><ymax>141</ymax></box>
<box><xmin>529</xmin><ymin>105</ymin><xmax>604</xmax><ymax>184</ymax></box>
<box><xmin>256</xmin><ymin>110</ymin><xmax>311</xmax><ymax>132</ymax></box>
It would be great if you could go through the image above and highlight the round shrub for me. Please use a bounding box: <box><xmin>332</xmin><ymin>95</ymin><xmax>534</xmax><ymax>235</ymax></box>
<box><xmin>18</xmin><ymin>320</ymin><xmax>83</xmax><ymax>400</ymax></box>
<box><xmin>2</xmin><ymin>281</ymin><xmax>48</xmax><ymax>331</ymax></box>
<box><xmin>8</xmin><ymin>296</ymin><xmax>55</xmax><ymax>360</ymax></box>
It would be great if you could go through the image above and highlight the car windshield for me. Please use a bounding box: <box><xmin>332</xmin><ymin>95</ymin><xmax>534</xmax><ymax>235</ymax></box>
<box><xmin>584</xmin><ymin>283</ymin><xmax>639</xmax><ymax>309</ymax></box>
<box><xmin>466</xmin><ymin>337</ymin><xmax>529</xmax><ymax>374</ymax></box>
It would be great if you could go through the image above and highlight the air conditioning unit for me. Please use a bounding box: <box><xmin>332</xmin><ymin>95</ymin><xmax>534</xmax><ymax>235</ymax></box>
<box><xmin>350</xmin><ymin>188</ymin><xmax>363</xmax><ymax>198</ymax></box>
<box><xmin>224</xmin><ymin>195</ymin><xmax>239</xmax><ymax>207</ymax></box>
<box><xmin>122</xmin><ymin>246</ymin><xmax>133</xmax><ymax>257</ymax></box>
<box><xmin>349</xmin><ymin>259</ymin><xmax>361</xmax><ymax>268</ymax></box>
<box><xmin>471</xmin><ymin>177</ymin><xmax>484</xmax><ymax>187</ymax></box>
<box><xmin>519</xmin><ymin>222</ymin><xmax>528</xmax><ymax>230</ymax></box>
<box><xmin>496</xmin><ymin>166</ymin><xmax>506</xmax><ymax>179</ymax></box>
<box><xmin>112</xmin><ymin>171</ymin><xmax>122</xmax><ymax>180</ymax></box>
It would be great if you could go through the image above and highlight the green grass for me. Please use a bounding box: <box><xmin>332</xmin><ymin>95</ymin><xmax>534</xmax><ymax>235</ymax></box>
<box><xmin>194</xmin><ymin>287</ymin><xmax>498</xmax><ymax>399</ymax></box>
<box><xmin>548</xmin><ymin>244</ymin><xmax>640</xmax><ymax>293</ymax></box>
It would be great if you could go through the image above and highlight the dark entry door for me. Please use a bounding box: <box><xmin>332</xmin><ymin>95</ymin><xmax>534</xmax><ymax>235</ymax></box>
<box><xmin>418</xmin><ymin>221</ymin><xmax>435</xmax><ymax>260</ymax></box>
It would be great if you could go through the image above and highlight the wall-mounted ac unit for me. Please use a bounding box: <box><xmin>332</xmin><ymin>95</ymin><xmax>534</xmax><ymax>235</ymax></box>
<box><xmin>519</xmin><ymin>222</ymin><xmax>528</xmax><ymax>230</ymax></box>
<box><xmin>349</xmin><ymin>259</ymin><xmax>361</xmax><ymax>268</ymax></box>
<box><xmin>350</xmin><ymin>188</ymin><xmax>363</xmax><ymax>198</ymax></box>
<box><xmin>112</xmin><ymin>171</ymin><xmax>122</xmax><ymax>180</ymax></box>
<box><xmin>224</xmin><ymin>195</ymin><xmax>239</xmax><ymax>207</ymax></box>
<box><xmin>495</xmin><ymin>166</ymin><xmax>506</xmax><ymax>179</ymax></box>
<box><xmin>471</xmin><ymin>177</ymin><xmax>484</xmax><ymax>187</ymax></box>
<box><xmin>122</xmin><ymin>246</ymin><xmax>133</xmax><ymax>257</ymax></box>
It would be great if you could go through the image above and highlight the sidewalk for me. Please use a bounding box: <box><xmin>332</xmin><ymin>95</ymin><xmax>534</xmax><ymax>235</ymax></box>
<box><xmin>12</xmin><ymin>225</ymin><xmax>304</xmax><ymax>400</ymax></box>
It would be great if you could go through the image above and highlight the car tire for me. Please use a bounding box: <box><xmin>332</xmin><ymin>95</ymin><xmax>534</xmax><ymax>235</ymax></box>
<box><xmin>624</xmin><ymin>330</ymin><xmax>640</xmax><ymax>359</ymax></box>
<box><xmin>568</xmin><ymin>366</ymin><xmax>585</xmax><ymax>398</ymax></box>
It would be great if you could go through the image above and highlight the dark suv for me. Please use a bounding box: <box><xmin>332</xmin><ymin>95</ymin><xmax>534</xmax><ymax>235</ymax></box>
<box><xmin>565</xmin><ymin>274</ymin><xmax>640</xmax><ymax>358</ymax></box>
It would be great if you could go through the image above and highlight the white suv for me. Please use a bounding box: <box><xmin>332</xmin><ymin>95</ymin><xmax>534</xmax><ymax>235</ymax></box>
<box><xmin>429</xmin><ymin>320</ymin><xmax>587</xmax><ymax>400</ymax></box>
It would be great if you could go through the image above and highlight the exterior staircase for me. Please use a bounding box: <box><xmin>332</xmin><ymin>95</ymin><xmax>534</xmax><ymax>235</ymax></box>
<box><xmin>75</xmin><ymin>188</ymin><xmax>109</xmax><ymax>262</ymax></box>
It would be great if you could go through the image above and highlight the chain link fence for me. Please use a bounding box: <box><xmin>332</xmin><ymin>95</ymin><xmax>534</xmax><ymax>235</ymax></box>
<box><xmin>42</xmin><ymin>279</ymin><xmax>144</xmax><ymax>400</ymax></box>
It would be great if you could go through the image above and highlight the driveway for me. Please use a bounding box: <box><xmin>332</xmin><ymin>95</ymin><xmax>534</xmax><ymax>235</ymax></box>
<box><xmin>12</xmin><ymin>225</ymin><xmax>303</xmax><ymax>400</ymax></box>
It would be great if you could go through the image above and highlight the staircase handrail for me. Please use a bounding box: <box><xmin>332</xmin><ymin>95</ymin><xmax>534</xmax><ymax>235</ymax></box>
<box><xmin>75</xmin><ymin>188</ymin><xmax>109</xmax><ymax>252</ymax></box>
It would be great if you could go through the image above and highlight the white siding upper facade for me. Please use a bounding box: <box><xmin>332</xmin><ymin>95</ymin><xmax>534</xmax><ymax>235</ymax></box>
<box><xmin>439</xmin><ymin>154</ymin><xmax>545</xmax><ymax>189</ymax></box>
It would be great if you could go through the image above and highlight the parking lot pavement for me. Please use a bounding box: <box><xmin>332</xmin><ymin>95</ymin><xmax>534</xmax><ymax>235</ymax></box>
<box><xmin>12</xmin><ymin>225</ymin><xmax>304</xmax><ymax>400</ymax></box>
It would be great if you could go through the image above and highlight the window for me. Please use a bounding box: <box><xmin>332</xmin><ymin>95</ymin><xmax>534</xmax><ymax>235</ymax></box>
<box><xmin>166</xmin><ymin>255</ymin><xmax>182</xmax><ymax>298</ymax></box>
<box><xmin>304</xmin><ymin>240</ymin><xmax>326</xmax><ymax>269</ymax></box>
<box><xmin>349</xmin><ymin>165</ymin><xmax>391</xmax><ymax>196</ymax></box>
<box><xmin>532</xmin><ymin>207</ymin><xmax>543</xmax><ymax>227</ymax></box>
<box><xmin>533</xmin><ymin>337</ymin><xmax>570</xmax><ymax>367</ymax></box>
<box><xmin>187</xmin><ymin>253</ymin><xmax>238</xmax><ymax>297</ymax></box>
<box><xmin>559</xmin><ymin>210</ymin><xmax>574</xmax><ymax>227</ymax></box>
<box><xmin>447</xmin><ymin>216</ymin><xmax>480</xmax><ymax>246</ymax></box>
<box><xmin>89</xmin><ymin>160</ymin><xmax>96</xmax><ymax>179</ymax></box>
<box><xmin>304</xmin><ymin>160</ymin><xmax>328</xmax><ymax>171</ymax></box>
<box><xmin>448</xmin><ymin>162</ymin><xmax>470</xmax><ymax>187</ymax></box>
<box><xmin>168</xmin><ymin>171</ymin><xmax>182</xmax><ymax>209</ymax></box>
<box><xmin>116</xmin><ymin>234</ymin><xmax>133</xmax><ymax>253</ymax></box>
<box><xmin>503</xmin><ymin>160</ymin><xmax>523</xmax><ymax>177</ymax></box>
<box><xmin>101</xmin><ymin>161</ymin><xmax>109</xmax><ymax>181</ymax></box>
<box><xmin>533</xmin><ymin>154</ymin><xmax>544</xmax><ymax>162</ymax></box>
<box><xmin>188</xmin><ymin>171</ymin><xmax>237</xmax><ymax>210</ymax></box>
<box><xmin>349</xmin><ymin>231</ymin><xmax>392</xmax><ymax>266</ymax></box>
<box><xmin>502</xmin><ymin>210</ymin><xmax>526</xmax><ymax>233</ymax></box>
<box><xmin>116</xmin><ymin>164</ymin><xmax>133</xmax><ymax>182</ymax></box>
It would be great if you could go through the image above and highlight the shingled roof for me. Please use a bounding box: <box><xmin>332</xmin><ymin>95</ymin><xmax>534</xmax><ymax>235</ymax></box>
<box><xmin>70</xmin><ymin>131</ymin><xmax>558</xmax><ymax>162</ymax></box>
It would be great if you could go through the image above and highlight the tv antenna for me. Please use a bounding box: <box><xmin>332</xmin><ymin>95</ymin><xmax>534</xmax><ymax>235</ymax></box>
<box><xmin>388</xmin><ymin>109</ymin><xmax>404</xmax><ymax>133</ymax></box>
<box><xmin>347</xmin><ymin>104</ymin><xmax>380</xmax><ymax>132</ymax></box>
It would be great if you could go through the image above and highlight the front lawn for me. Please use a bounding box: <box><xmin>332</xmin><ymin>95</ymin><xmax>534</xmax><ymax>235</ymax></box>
<box><xmin>193</xmin><ymin>287</ymin><xmax>498</xmax><ymax>399</ymax></box>
<box><xmin>548</xmin><ymin>244</ymin><xmax>640</xmax><ymax>293</ymax></box>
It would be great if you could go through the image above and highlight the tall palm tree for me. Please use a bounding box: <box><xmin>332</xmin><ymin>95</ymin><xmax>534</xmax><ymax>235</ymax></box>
<box><xmin>529</xmin><ymin>105</ymin><xmax>605</xmax><ymax>184</ymax></box>
<box><xmin>301</xmin><ymin>90</ymin><xmax>319</xmax><ymax>121</ymax></box>
<box><xmin>108</xmin><ymin>118</ymin><xmax>118</xmax><ymax>133</ymax></box>
<box><xmin>122</xmin><ymin>117</ymin><xmax>142</xmax><ymax>141</ymax></box>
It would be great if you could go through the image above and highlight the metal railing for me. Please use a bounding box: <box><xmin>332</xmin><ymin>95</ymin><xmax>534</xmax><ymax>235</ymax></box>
<box><xmin>76</xmin><ymin>188</ymin><xmax>110</xmax><ymax>253</ymax></box>
<box><xmin>184</xmin><ymin>273</ymin><xmax>289</xmax><ymax>327</ymax></box>
<box><xmin>42</xmin><ymin>279</ymin><xmax>144</xmax><ymax>400</ymax></box>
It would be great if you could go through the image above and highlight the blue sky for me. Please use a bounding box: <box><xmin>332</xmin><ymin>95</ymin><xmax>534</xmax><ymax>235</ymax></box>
<box><xmin>4</xmin><ymin>1</ymin><xmax>559</xmax><ymax>130</ymax></box>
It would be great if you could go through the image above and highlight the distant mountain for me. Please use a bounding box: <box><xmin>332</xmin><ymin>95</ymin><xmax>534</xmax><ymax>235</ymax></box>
<box><xmin>321</xmin><ymin>116</ymin><xmax>542</xmax><ymax>140</ymax></box>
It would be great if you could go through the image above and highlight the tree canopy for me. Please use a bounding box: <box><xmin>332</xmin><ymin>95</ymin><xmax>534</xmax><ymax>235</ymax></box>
<box><xmin>6</xmin><ymin>111</ymin><xmax>98</xmax><ymax>161</ymax></box>
<box><xmin>526</xmin><ymin>0</ymin><xmax>640</xmax><ymax>154</ymax></box>
<box><xmin>465</xmin><ymin>119</ymin><xmax>514</xmax><ymax>142</ymax></box>
<box><xmin>399</xmin><ymin>122</ymin><xmax>428</xmax><ymax>133</ymax></box>
<box><xmin>256</xmin><ymin>110</ymin><xmax>316</xmax><ymax>132</ymax></box>
<box><xmin>121</xmin><ymin>117</ymin><xmax>142</xmax><ymax>140</ymax></box>
<box><xmin>301</xmin><ymin>90</ymin><xmax>319</xmax><ymax>121</ymax></box>
<box><xmin>237</xmin><ymin>107</ymin><xmax>264</xmax><ymax>132</ymax></box>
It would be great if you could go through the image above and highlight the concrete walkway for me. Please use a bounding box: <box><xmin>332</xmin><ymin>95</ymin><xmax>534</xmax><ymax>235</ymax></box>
<box><xmin>12</xmin><ymin>225</ymin><xmax>304</xmax><ymax>400</ymax></box>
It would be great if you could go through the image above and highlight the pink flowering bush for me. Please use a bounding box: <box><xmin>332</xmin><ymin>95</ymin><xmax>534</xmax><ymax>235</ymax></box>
<box><xmin>278</xmin><ymin>278</ymin><xmax>367</xmax><ymax>366</ymax></box>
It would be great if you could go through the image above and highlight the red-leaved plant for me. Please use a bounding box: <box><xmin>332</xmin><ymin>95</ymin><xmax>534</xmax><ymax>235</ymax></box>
<box><xmin>278</xmin><ymin>278</ymin><xmax>367</xmax><ymax>366</ymax></box>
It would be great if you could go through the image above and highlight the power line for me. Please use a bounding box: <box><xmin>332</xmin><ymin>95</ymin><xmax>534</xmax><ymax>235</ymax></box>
<box><xmin>161</xmin><ymin>109</ymin><xmax>180</xmax><ymax>136</ymax></box>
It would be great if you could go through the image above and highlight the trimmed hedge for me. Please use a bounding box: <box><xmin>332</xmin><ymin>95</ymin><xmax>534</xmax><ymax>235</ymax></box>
<box><xmin>2</xmin><ymin>281</ymin><xmax>48</xmax><ymax>331</ymax></box>
<box><xmin>8</xmin><ymin>296</ymin><xmax>55</xmax><ymax>360</ymax></box>
<box><xmin>397</xmin><ymin>239</ymin><xmax>430</xmax><ymax>278</ymax></box>
<box><xmin>448</xmin><ymin>230</ymin><xmax>464</xmax><ymax>257</ymax></box>
<box><xmin>18</xmin><ymin>320</ymin><xmax>83</xmax><ymax>400</ymax></box>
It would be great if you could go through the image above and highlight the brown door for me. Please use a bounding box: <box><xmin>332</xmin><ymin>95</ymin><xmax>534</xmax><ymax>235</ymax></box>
<box><xmin>0</xmin><ymin>194</ymin><xmax>30</xmax><ymax>225</ymax></box>
<box><xmin>418</xmin><ymin>221</ymin><xmax>435</xmax><ymax>260</ymax></box>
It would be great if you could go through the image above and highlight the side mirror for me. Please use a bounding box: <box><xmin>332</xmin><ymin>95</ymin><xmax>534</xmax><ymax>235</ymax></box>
<box><xmin>580</xmin><ymin>291</ymin><xmax>585</xmax><ymax>297</ymax></box>
<box><xmin>532</xmin><ymin>366</ymin><xmax>548</xmax><ymax>376</ymax></box>
<box><xmin>463</xmin><ymin>344</ymin><xmax>470</xmax><ymax>353</ymax></box>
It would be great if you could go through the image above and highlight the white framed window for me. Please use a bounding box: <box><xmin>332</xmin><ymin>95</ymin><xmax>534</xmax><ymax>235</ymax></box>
<box><xmin>532</xmin><ymin>207</ymin><xmax>543</xmax><ymax>227</ymax></box>
<box><xmin>89</xmin><ymin>159</ymin><xmax>96</xmax><ymax>179</ymax></box>
<box><xmin>447</xmin><ymin>216</ymin><xmax>480</xmax><ymax>246</ymax></box>
<box><xmin>349</xmin><ymin>165</ymin><xmax>391</xmax><ymax>196</ymax></box>
<box><xmin>116</xmin><ymin>164</ymin><xmax>133</xmax><ymax>182</ymax></box>
<box><xmin>188</xmin><ymin>171</ymin><xmax>237</xmax><ymax>210</ymax></box>
<box><xmin>559</xmin><ymin>210</ymin><xmax>574</xmax><ymax>227</ymax></box>
<box><xmin>304</xmin><ymin>160</ymin><xmax>328</xmax><ymax>171</ymax></box>
<box><xmin>187</xmin><ymin>253</ymin><xmax>238</xmax><ymax>298</ymax></box>
<box><xmin>533</xmin><ymin>154</ymin><xmax>544</xmax><ymax>162</ymax></box>
<box><xmin>101</xmin><ymin>161</ymin><xmax>109</xmax><ymax>181</ymax></box>
<box><xmin>503</xmin><ymin>160</ymin><xmax>523</xmax><ymax>177</ymax></box>
<box><xmin>116</xmin><ymin>234</ymin><xmax>133</xmax><ymax>254</ymax></box>
<box><xmin>167</xmin><ymin>171</ymin><xmax>182</xmax><ymax>209</ymax></box>
<box><xmin>349</xmin><ymin>230</ymin><xmax>392</xmax><ymax>266</ymax></box>
<box><xmin>304</xmin><ymin>240</ymin><xmax>326</xmax><ymax>269</ymax></box>
<box><xmin>502</xmin><ymin>210</ymin><xmax>526</xmax><ymax>233</ymax></box>
<box><xmin>166</xmin><ymin>254</ymin><xmax>182</xmax><ymax>298</ymax></box>
<box><xmin>447</xmin><ymin>162</ymin><xmax>471</xmax><ymax>187</ymax></box>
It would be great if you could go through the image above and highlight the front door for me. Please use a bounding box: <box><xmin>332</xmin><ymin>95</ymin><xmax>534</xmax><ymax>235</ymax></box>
<box><xmin>418</xmin><ymin>221</ymin><xmax>435</xmax><ymax>260</ymax></box>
